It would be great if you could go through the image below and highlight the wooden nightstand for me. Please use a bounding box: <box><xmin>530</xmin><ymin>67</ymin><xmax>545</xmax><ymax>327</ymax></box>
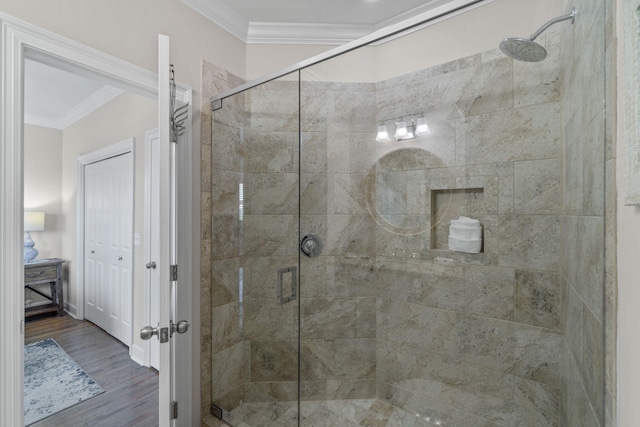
<box><xmin>24</xmin><ymin>258</ymin><xmax>64</xmax><ymax>317</ymax></box>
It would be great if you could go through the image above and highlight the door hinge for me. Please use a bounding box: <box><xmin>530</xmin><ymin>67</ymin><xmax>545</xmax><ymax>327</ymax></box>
<box><xmin>170</xmin><ymin>401</ymin><xmax>178</xmax><ymax>420</ymax></box>
<box><xmin>170</xmin><ymin>264</ymin><xmax>178</xmax><ymax>281</ymax></box>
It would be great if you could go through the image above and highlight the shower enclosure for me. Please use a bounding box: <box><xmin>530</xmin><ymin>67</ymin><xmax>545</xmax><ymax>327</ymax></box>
<box><xmin>204</xmin><ymin>0</ymin><xmax>608</xmax><ymax>425</ymax></box>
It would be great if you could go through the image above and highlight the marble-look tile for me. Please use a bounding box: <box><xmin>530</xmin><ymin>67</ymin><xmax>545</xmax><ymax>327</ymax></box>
<box><xmin>202</xmin><ymin>144</ymin><xmax>212</xmax><ymax>192</ymax></box>
<box><xmin>515</xmin><ymin>269</ymin><xmax>561</xmax><ymax>330</ymax></box>
<box><xmin>514</xmin><ymin>158</ymin><xmax>562</xmax><ymax>214</ymax></box>
<box><xmin>456</xmin><ymin>314</ymin><xmax>562</xmax><ymax>388</ymax></box>
<box><xmin>498</xmin><ymin>215</ymin><xmax>560</xmax><ymax>271</ymax></box>
<box><xmin>241</xmin><ymin>130</ymin><xmax>298</xmax><ymax>173</ymax></box>
<box><xmin>564</xmin><ymin>284</ymin><xmax>584</xmax><ymax>367</ymax></box>
<box><xmin>245</xmin><ymin>172</ymin><xmax>298</xmax><ymax>215</ymax></box>
<box><xmin>245</xmin><ymin>255</ymin><xmax>296</xmax><ymax>298</ymax></box>
<box><xmin>212</xmin><ymin>122</ymin><xmax>242</xmax><ymax>172</ymax></box>
<box><xmin>301</xmin><ymin>173</ymin><xmax>328</xmax><ymax>215</ymax></box>
<box><xmin>300</xmin><ymin>86</ymin><xmax>332</xmax><ymax>133</ymax></box>
<box><xmin>333</xmin><ymin>338</ymin><xmax>376</xmax><ymax>379</ymax></box>
<box><xmin>246</xmin><ymin>86</ymin><xmax>299</xmax><ymax>132</ymax></box>
<box><xmin>212</xmin><ymin>342</ymin><xmax>245</xmax><ymax>401</ymax></box>
<box><xmin>244</xmin><ymin>298</ymin><xmax>297</xmax><ymax>340</ymax></box>
<box><xmin>211</xmin><ymin>215</ymin><xmax>240</xmax><ymax>260</ymax></box>
<box><xmin>377</xmin><ymin>299</ymin><xmax>457</xmax><ymax>356</ymax></box>
<box><xmin>323</xmin><ymin>215</ymin><xmax>376</xmax><ymax>257</ymax></box>
<box><xmin>582</xmin><ymin>306</ymin><xmax>604</xmax><ymax>421</ymax></box>
<box><xmin>456</xmin><ymin>102</ymin><xmax>561</xmax><ymax>165</ymax></box>
<box><xmin>326</xmin><ymin>379</ymin><xmax>376</xmax><ymax>400</ymax></box>
<box><xmin>430</xmin><ymin>53</ymin><xmax>482</xmax><ymax>77</ymax></box>
<box><xmin>243</xmin><ymin>215</ymin><xmax>298</xmax><ymax>257</ymax></box>
<box><xmin>331</xmin><ymin>90</ymin><xmax>376</xmax><ymax>133</ymax></box>
<box><xmin>377</xmin><ymin>341</ymin><xmax>515</xmax><ymax>425</ymax></box>
<box><xmin>581</xmin><ymin>113</ymin><xmax>605</xmax><ymax>216</ymax></box>
<box><xmin>211</xmin><ymin>257</ymin><xmax>241</xmax><ymax>307</ymax></box>
<box><xmin>250</xmin><ymin>339</ymin><xmax>298</xmax><ymax>382</ymax></box>
<box><xmin>406</xmin><ymin>262</ymin><xmax>516</xmax><ymax>321</ymax></box>
<box><xmin>399</xmin><ymin>57</ymin><xmax>513</xmax><ymax>123</ymax></box>
<box><xmin>211</xmin><ymin>302</ymin><xmax>242</xmax><ymax>354</ymax></box>
<box><xmin>243</xmin><ymin>381</ymin><xmax>298</xmax><ymax>403</ymax></box>
<box><xmin>355</xmin><ymin>297</ymin><xmax>377</xmax><ymax>338</ymax></box>
<box><xmin>328</xmin><ymin>174</ymin><xmax>368</xmax><ymax>215</ymax></box>
<box><xmin>300</xmin><ymin>339</ymin><xmax>336</xmax><ymax>381</ymax></box>
<box><xmin>514</xmin><ymin>377</ymin><xmax>560</xmax><ymax>426</ymax></box>
<box><xmin>514</xmin><ymin>44</ymin><xmax>561</xmax><ymax>107</ymax></box>
<box><xmin>301</xmin><ymin>131</ymin><xmax>328</xmax><ymax>173</ymax></box>
<box><xmin>564</xmin><ymin>344</ymin><xmax>601</xmax><ymax>427</ymax></box>
<box><xmin>301</xmin><ymin>297</ymin><xmax>357</xmax><ymax>339</ymax></box>
<box><xmin>569</xmin><ymin>216</ymin><xmax>605</xmax><ymax>321</ymax></box>
<box><xmin>211</xmin><ymin>169</ymin><xmax>240</xmax><ymax>215</ymax></box>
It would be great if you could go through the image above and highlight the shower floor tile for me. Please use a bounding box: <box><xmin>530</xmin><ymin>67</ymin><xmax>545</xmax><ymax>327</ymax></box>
<box><xmin>220</xmin><ymin>399</ymin><xmax>439</xmax><ymax>427</ymax></box>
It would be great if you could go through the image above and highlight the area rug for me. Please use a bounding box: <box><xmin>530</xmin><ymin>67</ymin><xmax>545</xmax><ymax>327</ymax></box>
<box><xmin>24</xmin><ymin>338</ymin><xmax>104</xmax><ymax>426</ymax></box>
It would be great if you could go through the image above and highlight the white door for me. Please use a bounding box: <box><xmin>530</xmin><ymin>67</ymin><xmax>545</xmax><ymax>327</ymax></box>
<box><xmin>156</xmin><ymin>34</ymin><xmax>191</xmax><ymax>426</ymax></box>
<box><xmin>145</xmin><ymin>129</ymin><xmax>161</xmax><ymax>370</ymax></box>
<box><xmin>84</xmin><ymin>152</ymin><xmax>134</xmax><ymax>347</ymax></box>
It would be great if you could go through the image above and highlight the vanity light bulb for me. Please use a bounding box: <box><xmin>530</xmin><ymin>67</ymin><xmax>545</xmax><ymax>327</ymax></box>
<box><xmin>376</xmin><ymin>125</ymin><xmax>390</xmax><ymax>142</ymax></box>
<box><xmin>415</xmin><ymin>117</ymin><xmax>431</xmax><ymax>135</ymax></box>
<box><xmin>394</xmin><ymin>121</ymin><xmax>408</xmax><ymax>139</ymax></box>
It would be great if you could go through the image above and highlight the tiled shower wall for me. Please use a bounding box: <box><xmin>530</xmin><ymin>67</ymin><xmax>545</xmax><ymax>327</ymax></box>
<box><xmin>366</xmin><ymin>40</ymin><xmax>564</xmax><ymax>425</ymax></box>
<box><xmin>559</xmin><ymin>0</ymin><xmax>611</xmax><ymax>425</ymax></box>
<box><xmin>202</xmin><ymin>13</ymin><xmax>609</xmax><ymax>423</ymax></box>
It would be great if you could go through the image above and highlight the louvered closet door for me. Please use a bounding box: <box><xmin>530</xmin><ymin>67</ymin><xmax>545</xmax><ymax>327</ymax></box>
<box><xmin>84</xmin><ymin>152</ymin><xmax>133</xmax><ymax>347</ymax></box>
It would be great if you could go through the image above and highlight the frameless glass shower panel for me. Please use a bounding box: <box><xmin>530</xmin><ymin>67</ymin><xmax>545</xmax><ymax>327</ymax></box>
<box><xmin>295</xmin><ymin>3</ymin><xmax>606</xmax><ymax>425</ymax></box>
<box><xmin>210</xmin><ymin>72</ymin><xmax>301</xmax><ymax>426</ymax></box>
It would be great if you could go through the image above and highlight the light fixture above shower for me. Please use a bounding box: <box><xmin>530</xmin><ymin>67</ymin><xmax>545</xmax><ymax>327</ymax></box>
<box><xmin>376</xmin><ymin>116</ymin><xmax>431</xmax><ymax>142</ymax></box>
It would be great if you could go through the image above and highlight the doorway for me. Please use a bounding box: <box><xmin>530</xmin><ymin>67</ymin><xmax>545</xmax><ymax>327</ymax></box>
<box><xmin>0</xmin><ymin>14</ymin><xmax>195</xmax><ymax>426</ymax></box>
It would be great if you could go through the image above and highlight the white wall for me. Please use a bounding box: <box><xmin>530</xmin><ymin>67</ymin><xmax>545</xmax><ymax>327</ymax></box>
<box><xmin>616</xmin><ymin>0</ymin><xmax>640</xmax><ymax>423</ymax></box>
<box><xmin>24</xmin><ymin>124</ymin><xmax>63</xmax><ymax>259</ymax></box>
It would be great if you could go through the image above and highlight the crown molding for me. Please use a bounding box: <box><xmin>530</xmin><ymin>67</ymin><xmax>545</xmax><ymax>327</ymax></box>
<box><xmin>24</xmin><ymin>86</ymin><xmax>124</xmax><ymax>130</ymax></box>
<box><xmin>374</xmin><ymin>0</ymin><xmax>454</xmax><ymax>30</ymax></box>
<box><xmin>181</xmin><ymin>0</ymin><xmax>248</xmax><ymax>41</ymax></box>
<box><xmin>247</xmin><ymin>22</ymin><xmax>373</xmax><ymax>45</ymax></box>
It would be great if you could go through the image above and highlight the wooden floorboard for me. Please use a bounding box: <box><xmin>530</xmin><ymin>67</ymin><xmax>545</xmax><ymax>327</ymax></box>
<box><xmin>25</xmin><ymin>314</ymin><xmax>159</xmax><ymax>427</ymax></box>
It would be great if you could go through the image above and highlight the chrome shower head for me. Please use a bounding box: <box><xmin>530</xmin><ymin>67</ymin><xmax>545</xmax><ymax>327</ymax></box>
<box><xmin>500</xmin><ymin>7</ymin><xmax>576</xmax><ymax>62</ymax></box>
<box><xmin>499</xmin><ymin>37</ymin><xmax>547</xmax><ymax>62</ymax></box>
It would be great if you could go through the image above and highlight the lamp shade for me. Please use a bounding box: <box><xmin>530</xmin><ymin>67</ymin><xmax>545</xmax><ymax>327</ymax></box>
<box><xmin>24</xmin><ymin>211</ymin><xmax>45</xmax><ymax>232</ymax></box>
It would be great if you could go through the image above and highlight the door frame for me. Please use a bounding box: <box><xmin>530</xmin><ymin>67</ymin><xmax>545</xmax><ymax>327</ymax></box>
<box><xmin>0</xmin><ymin>13</ymin><xmax>194</xmax><ymax>426</ymax></box>
<box><xmin>77</xmin><ymin>138</ymin><xmax>135</xmax><ymax>345</ymax></box>
<box><xmin>138</xmin><ymin>127</ymin><xmax>160</xmax><ymax>368</ymax></box>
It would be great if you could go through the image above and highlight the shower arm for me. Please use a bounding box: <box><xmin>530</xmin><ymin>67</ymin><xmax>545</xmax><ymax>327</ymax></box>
<box><xmin>528</xmin><ymin>7</ymin><xmax>576</xmax><ymax>41</ymax></box>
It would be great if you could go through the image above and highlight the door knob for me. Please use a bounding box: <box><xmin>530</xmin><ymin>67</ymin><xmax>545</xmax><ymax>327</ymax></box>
<box><xmin>140</xmin><ymin>324</ymin><xmax>159</xmax><ymax>340</ymax></box>
<box><xmin>141</xmin><ymin>323</ymin><xmax>169</xmax><ymax>343</ymax></box>
<box><xmin>171</xmin><ymin>320</ymin><xmax>190</xmax><ymax>336</ymax></box>
<box><xmin>146</xmin><ymin>261</ymin><xmax>157</xmax><ymax>269</ymax></box>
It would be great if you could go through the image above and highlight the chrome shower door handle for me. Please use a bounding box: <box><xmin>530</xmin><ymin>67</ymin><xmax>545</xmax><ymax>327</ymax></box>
<box><xmin>277</xmin><ymin>266</ymin><xmax>297</xmax><ymax>305</ymax></box>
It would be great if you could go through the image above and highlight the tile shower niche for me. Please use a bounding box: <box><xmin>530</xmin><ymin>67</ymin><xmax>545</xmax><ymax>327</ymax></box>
<box><xmin>431</xmin><ymin>188</ymin><xmax>485</xmax><ymax>252</ymax></box>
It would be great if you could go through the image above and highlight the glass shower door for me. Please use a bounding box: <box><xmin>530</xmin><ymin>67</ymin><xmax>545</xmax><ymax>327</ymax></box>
<box><xmin>210</xmin><ymin>72</ymin><xmax>301</xmax><ymax>426</ymax></box>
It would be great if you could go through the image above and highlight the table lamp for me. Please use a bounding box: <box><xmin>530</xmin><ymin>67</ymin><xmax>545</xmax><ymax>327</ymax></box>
<box><xmin>24</xmin><ymin>211</ymin><xmax>45</xmax><ymax>263</ymax></box>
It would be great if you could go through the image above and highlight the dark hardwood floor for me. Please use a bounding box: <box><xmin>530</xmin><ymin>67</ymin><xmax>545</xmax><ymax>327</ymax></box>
<box><xmin>25</xmin><ymin>314</ymin><xmax>159</xmax><ymax>427</ymax></box>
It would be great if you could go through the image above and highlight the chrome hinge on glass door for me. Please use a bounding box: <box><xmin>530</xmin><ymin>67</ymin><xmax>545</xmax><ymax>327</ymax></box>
<box><xmin>277</xmin><ymin>266</ymin><xmax>297</xmax><ymax>304</ymax></box>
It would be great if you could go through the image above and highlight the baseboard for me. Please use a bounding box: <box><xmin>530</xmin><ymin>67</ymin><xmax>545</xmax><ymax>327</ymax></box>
<box><xmin>130</xmin><ymin>343</ymin><xmax>148</xmax><ymax>367</ymax></box>
<box><xmin>64</xmin><ymin>301</ymin><xmax>78</xmax><ymax>319</ymax></box>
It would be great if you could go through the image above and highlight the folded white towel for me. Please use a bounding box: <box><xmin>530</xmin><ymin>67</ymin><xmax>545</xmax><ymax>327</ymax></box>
<box><xmin>448</xmin><ymin>236</ymin><xmax>482</xmax><ymax>253</ymax></box>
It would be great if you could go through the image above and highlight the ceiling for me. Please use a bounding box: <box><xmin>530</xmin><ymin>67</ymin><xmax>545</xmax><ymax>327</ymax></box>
<box><xmin>25</xmin><ymin>0</ymin><xmax>457</xmax><ymax>128</ymax></box>
<box><xmin>24</xmin><ymin>59</ymin><xmax>123</xmax><ymax>130</ymax></box>
<box><xmin>182</xmin><ymin>0</ymin><xmax>456</xmax><ymax>44</ymax></box>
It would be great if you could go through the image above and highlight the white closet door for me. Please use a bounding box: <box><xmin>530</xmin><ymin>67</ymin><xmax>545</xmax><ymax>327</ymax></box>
<box><xmin>84</xmin><ymin>152</ymin><xmax>133</xmax><ymax>346</ymax></box>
